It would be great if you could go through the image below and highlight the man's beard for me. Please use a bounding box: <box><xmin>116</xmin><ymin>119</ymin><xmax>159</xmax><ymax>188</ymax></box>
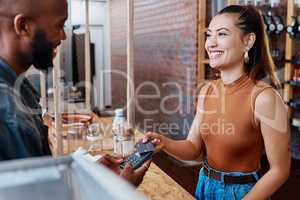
<box><xmin>30</xmin><ymin>29</ymin><xmax>54</xmax><ymax>71</ymax></box>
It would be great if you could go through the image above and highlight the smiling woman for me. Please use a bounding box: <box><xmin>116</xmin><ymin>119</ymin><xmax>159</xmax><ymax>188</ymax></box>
<box><xmin>142</xmin><ymin>4</ymin><xmax>290</xmax><ymax>200</ymax></box>
<box><xmin>205</xmin><ymin>16</ymin><xmax>247</xmax><ymax>71</ymax></box>
<box><xmin>206</xmin><ymin>5</ymin><xmax>281</xmax><ymax>88</ymax></box>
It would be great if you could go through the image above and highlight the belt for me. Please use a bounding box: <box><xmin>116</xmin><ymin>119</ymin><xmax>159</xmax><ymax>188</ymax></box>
<box><xmin>203</xmin><ymin>163</ymin><xmax>258</xmax><ymax>184</ymax></box>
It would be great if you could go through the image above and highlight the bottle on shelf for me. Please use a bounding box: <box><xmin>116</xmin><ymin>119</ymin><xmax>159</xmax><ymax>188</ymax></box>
<box><xmin>287</xmin><ymin>16</ymin><xmax>299</xmax><ymax>39</ymax></box>
<box><xmin>253</xmin><ymin>0</ymin><xmax>266</xmax><ymax>6</ymax></box>
<box><xmin>269</xmin><ymin>0</ymin><xmax>280</xmax><ymax>8</ymax></box>
<box><xmin>262</xmin><ymin>11</ymin><xmax>276</xmax><ymax>35</ymax></box>
<box><xmin>273</xmin><ymin>14</ymin><xmax>285</xmax><ymax>35</ymax></box>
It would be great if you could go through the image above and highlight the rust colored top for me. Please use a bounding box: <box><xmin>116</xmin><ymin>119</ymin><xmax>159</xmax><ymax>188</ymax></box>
<box><xmin>200</xmin><ymin>74</ymin><xmax>272</xmax><ymax>172</ymax></box>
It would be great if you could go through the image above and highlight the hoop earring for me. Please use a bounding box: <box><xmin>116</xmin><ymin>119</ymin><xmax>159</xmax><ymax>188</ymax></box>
<box><xmin>244</xmin><ymin>51</ymin><xmax>249</xmax><ymax>64</ymax></box>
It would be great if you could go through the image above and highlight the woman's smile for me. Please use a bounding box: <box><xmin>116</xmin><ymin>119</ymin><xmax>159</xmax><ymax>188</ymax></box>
<box><xmin>208</xmin><ymin>50</ymin><xmax>225</xmax><ymax>59</ymax></box>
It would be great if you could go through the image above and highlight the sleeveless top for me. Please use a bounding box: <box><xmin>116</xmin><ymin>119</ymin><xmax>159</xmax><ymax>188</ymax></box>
<box><xmin>199</xmin><ymin>74</ymin><xmax>273</xmax><ymax>170</ymax></box>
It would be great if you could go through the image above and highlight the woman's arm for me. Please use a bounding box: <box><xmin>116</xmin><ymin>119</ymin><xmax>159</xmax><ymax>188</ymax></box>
<box><xmin>147</xmin><ymin>106</ymin><xmax>205</xmax><ymax>160</ymax></box>
<box><xmin>243</xmin><ymin>88</ymin><xmax>291</xmax><ymax>200</ymax></box>
<box><xmin>143</xmin><ymin>84</ymin><xmax>209</xmax><ymax>160</ymax></box>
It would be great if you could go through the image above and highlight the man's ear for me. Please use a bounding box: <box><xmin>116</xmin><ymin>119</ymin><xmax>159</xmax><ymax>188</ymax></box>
<box><xmin>244</xmin><ymin>32</ymin><xmax>256</xmax><ymax>50</ymax></box>
<box><xmin>13</xmin><ymin>14</ymin><xmax>34</xmax><ymax>36</ymax></box>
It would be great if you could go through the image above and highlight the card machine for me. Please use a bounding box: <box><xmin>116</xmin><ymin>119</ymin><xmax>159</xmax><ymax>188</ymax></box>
<box><xmin>120</xmin><ymin>142</ymin><xmax>155</xmax><ymax>170</ymax></box>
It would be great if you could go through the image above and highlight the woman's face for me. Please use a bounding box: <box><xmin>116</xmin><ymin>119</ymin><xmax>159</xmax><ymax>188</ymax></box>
<box><xmin>205</xmin><ymin>13</ymin><xmax>247</xmax><ymax>70</ymax></box>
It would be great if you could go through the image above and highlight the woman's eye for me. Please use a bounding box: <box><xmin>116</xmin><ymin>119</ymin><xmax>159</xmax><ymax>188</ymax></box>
<box><xmin>218</xmin><ymin>32</ymin><xmax>227</xmax><ymax>36</ymax></box>
<box><xmin>205</xmin><ymin>33</ymin><xmax>211</xmax><ymax>37</ymax></box>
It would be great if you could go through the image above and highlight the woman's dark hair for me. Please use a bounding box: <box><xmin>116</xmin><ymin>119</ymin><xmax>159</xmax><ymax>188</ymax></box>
<box><xmin>218</xmin><ymin>5</ymin><xmax>281</xmax><ymax>89</ymax></box>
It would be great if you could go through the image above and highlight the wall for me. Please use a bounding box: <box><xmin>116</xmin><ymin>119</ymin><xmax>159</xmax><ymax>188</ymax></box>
<box><xmin>110</xmin><ymin>0</ymin><xmax>128</xmax><ymax>109</ymax></box>
<box><xmin>110</xmin><ymin>0</ymin><xmax>198</xmax><ymax>139</ymax></box>
<box><xmin>71</xmin><ymin>0</ymin><xmax>112</xmax><ymax>109</ymax></box>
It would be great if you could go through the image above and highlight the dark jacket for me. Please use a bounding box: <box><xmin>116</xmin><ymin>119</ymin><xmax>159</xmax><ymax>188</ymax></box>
<box><xmin>0</xmin><ymin>59</ymin><xmax>51</xmax><ymax>160</ymax></box>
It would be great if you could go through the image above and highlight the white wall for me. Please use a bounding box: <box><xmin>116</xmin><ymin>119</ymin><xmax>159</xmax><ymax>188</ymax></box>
<box><xmin>71</xmin><ymin>0</ymin><xmax>112</xmax><ymax>109</ymax></box>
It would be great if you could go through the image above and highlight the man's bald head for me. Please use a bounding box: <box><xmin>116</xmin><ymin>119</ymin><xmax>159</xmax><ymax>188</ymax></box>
<box><xmin>0</xmin><ymin>0</ymin><xmax>35</xmax><ymax>16</ymax></box>
<box><xmin>0</xmin><ymin>0</ymin><xmax>67</xmax><ymax>20</ymax></box>
<box><xmin>0</xmin><ymin>0</ymin><xmax>68</xmax><ymax>73</ymax></box>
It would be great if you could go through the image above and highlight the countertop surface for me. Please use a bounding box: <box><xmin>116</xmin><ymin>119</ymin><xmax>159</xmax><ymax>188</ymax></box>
<box><xmin>47</xmin><ymin>113</ymin><xmax>195</xmax><ymax>200</ymax></box>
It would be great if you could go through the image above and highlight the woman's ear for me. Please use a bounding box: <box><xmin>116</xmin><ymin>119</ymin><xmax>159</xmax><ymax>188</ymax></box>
<box><xmin>13</xmin><ymin>14</ymin><xmax>34</xmax><ymax>36</ymax></box>
<box><xmin>244</xmin><ymin>32</ymin><xmax>256</xmax><ymax>50</ymax></box>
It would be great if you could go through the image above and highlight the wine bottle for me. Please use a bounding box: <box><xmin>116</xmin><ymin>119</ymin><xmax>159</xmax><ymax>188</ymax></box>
<box><xmin>287</xmin><ymin>16</ymin><xmax>299</xmax><ymax>38</ymax></box>
<box><xmin>273</xmin><ymin>15</ymin><xmax>285</xmax><ymax>35</ymax></box>
<box><xmin>263</xmin><ymin>11</ymin><xmax>276</xmax><ymax>35</ymax></box>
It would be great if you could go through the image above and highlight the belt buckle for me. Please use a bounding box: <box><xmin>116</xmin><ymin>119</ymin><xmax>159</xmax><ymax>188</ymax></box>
<box><xmin>208</xmin><ymin>169</ymin><xmax>211</xmax><ymax>178</ymax></box>
<box><xmin>204</xmin><ymin>163</ymin><xmax>212</xmax><ymax>179</ymax></box>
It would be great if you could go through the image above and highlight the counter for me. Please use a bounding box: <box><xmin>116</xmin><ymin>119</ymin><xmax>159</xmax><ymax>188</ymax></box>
<box><xmin>47</xmin><ymin>113</ymin><xmax>195</xmax><ymax>200</ymax></box>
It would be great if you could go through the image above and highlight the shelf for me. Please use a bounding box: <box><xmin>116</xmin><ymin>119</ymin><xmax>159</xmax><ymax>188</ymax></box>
<box><xmin>285</xmin><ymin>58</ymin><xmax>300</xmax><ymax>66</ymax></box>
<box><xmin>285</xmin><ymin>80</ymin><xmax>300</xmax><ymax>86</ymax></box>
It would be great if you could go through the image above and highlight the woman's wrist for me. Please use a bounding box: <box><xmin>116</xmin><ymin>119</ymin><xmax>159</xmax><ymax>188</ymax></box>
<box><xmin>161</xmin><ymin>136</ymin><xmax>172</xmax><ymax>151</ymax></box>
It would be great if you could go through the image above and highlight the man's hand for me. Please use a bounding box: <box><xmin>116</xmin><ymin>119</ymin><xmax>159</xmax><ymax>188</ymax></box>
<box><xmin>42</xmin><ymin>113</ymin><xmax>53</xmax><ymax>127</ymax></box>
<box><xmin>97</xmin><ymin>154</ymin><xmax>151</xmax><ymax>187</ymax></box>
<box><xmin>120</xmin><ymin>160</ymin><xmax>151</xmax><ymax>187</ymax></box>
<box><xmin>97</xmin><ymin>154</ymin><xmax>124</xmax><ymax>175</ymax></box>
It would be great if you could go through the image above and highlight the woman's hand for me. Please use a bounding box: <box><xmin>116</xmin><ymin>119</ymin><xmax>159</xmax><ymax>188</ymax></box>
<box><xmin>142</xmin><ymin>132</ymin><xmax>167</xmax><ymax>152</ymax></box>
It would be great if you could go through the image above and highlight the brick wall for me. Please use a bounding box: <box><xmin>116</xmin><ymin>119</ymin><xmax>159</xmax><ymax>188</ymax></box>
<box><xmin>110</xmin><ymin>0</ymin><xmax>128</xmax><ymax>109</ymax></box>
<box><xmin>110</xmin><ymin>0</ymin><xmax>198</xmax><ymax>139</ymax></box>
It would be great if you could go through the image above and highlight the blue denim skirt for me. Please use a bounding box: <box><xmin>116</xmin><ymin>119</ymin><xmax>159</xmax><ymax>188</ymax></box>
<box><xmin>195</xmin><ymin>161</ymin><xmax>261</xmax><ymax>200</ymax></box>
